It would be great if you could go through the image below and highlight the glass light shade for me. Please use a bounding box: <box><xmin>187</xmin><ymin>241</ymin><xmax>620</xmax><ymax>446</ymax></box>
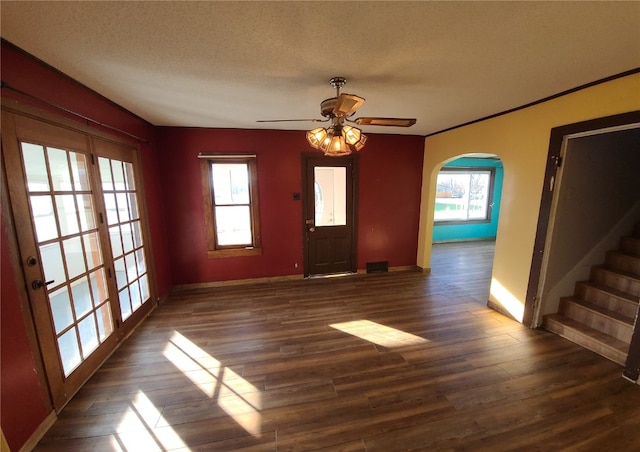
<box><xmin>353</xmin><ymin>133</ymin><xmax>367</xmax><ymax>151</ymax></box>
<box><xmin>306</xmin><ymin>127</ymin><xmax>328</xmax><ymax>149</ymax></box>
<box><xmin>342</xmin><ymin>125</ymin><xmax>361</xmax><ymax>145</ymax></box>
<box><xmin>324</xmin><ymin>135</ymin><xmax>351</xmax><ymax>156</ymax></box>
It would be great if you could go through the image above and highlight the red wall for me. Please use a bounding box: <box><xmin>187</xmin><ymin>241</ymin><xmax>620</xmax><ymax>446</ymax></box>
<box><xmin>1</xmin><ymin>41</ymin><xmax>172</xmax><ymax>450</ymax></box>
<box><xmin>0</xmin><ymin>212</ymin><xmax>51</xmax><ymax>451</ymax></box>
<box><xmin>156</xmin><ymin>127</ymin><xmax>424</xmax><ymax>284</ymax></box>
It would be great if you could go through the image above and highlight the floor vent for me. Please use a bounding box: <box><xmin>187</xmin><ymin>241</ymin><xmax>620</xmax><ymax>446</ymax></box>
<box><xmin>367</xmin><ymin>261</ymin><xmax>389</xmax><ymax>273</ymax></box>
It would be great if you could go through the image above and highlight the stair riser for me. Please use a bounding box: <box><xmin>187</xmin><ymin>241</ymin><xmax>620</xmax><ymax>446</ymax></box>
<box><xmin>559</xmin><ymin>299</ymin><xmax>632</xmax><ymax>343</ymax></box>
<box><xmin>605</xmin><ymin>251</ymin><xmax>640</xmax><ymax>277</ymax></box>
<box><xmin>620</xmin><ymin>237</ymin><xmax>640</xmax><ymax>257</ymax></box>
<box><xmin>591</xmin><ymin>267</ymin><xmax>640</xmax><ymax>297</ymax></box>
<box><xmin>575</xmin><ymin>283</ymin><xmax>639</xmax><ymax>318</ymax></box>
<box><xmin>542</xmin><ymin>317</ymin><xmax>627</xmax><ymax>365</ymax></box>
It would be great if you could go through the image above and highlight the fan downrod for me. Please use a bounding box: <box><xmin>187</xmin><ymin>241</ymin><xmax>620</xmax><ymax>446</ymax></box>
<box><xmin>329</xmin><ymin>77</ymin><xmax>346</xmax><ymax>94</ymax></box>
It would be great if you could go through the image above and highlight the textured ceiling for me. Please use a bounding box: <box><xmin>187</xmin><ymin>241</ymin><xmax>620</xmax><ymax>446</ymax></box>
<box><xmin>1</xmin><ymin>1</ymin><xmax>639</xmax><ymax>136</ymax></box>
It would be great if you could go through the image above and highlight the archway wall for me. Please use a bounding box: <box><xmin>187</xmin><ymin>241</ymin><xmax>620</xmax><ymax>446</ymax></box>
<box><xmin>417</xmin><ymin>73</ymin><xmax>640</xmax><ymax>323</ymax></box>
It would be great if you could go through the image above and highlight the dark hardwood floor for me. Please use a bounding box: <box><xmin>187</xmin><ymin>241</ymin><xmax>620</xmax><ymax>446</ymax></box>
<box><xmin>35</xmin><ymin>241</ymin><xmax>640</xmax><ymax>451</ymax></box>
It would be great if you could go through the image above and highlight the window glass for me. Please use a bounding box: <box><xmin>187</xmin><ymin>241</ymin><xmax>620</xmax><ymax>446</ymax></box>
<box><xmin>435</xmin><ymin>169</ymin><xmax>492</xmax><ymax>222</ymax></box>
<box><xmin>201</xmin><ymin>156</ymin><xmax>261</xmax><ymax>256</ymax></box>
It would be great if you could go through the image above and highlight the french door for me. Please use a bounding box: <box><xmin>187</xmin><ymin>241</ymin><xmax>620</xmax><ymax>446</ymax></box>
<box><xmin>2</xmin><ymin>110</ymin><xmax>155</xmax><ymax>410</ymax></box>
<box><xmin>302</xmin><ymin>154</ymin><xmax>357</xmax><ymax>276</ymax></box>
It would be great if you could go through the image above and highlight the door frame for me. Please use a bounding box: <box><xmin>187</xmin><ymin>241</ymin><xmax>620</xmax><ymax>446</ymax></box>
<box><xmin>301</xmin><ymin>152</ymin><xmax>358</xmax><ymax>277</ymax></box>
<box><xmin>523</xmin><ymin>110</ymin><xmax>640</xmax><ymax>327</ymax></box>
<box><xmin>1</xmin><ymin>101</ymin><xmax>158</xmax><ymax>410</ymax></box>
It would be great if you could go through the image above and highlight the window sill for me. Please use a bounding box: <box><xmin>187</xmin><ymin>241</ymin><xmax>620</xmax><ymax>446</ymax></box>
<box><xmin>207</xmin><ymin>247</ymin><xmax>262</xmax><ymax>258</ymax></box>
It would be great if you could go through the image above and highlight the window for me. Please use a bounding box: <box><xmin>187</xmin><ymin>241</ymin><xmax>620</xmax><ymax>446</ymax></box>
<box><xmin>200</xmin><ymin>155</ymin><xmax>261</xmax><ymax>257</ymax></box>
<box><xmin>434</xmin><ymin>168</ymin><xmax>494</xmax><ymax>223</ymax></box>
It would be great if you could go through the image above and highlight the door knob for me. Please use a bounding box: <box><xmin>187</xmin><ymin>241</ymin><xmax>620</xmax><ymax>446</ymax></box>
<box><xmin>32</xmin><ymin>279</ymin><xmax>54</xmax><ymax>290</ymax></box>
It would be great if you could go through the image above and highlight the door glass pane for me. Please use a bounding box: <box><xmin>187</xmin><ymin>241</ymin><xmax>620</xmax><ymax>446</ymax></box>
<box><xmin>121</xmin><ymin>223</ymin><xmax>134</xmax><ymax>253</ymax></box>
<box><xmin>40</xmin><ymin>242</ymin><xmax>66</xmax><ymax>287</ymax></box>
<box><xmin>50</xmin><ymin>287</ymin><xmax>74</xmax><ymax>334</ymax></box>
<box><xmin>69</xmin><ymin>152</ymin><xmax>90</xmax><ymax>191</ymax></box>
<box><xmin>63</xmin><ymin>236</ymin><xmax>86</xmax><ymax>279</ymax></box>
<box><xmin>114</xmin><ymin>257</ymin><xmax>127</xmax><ymax>289</ymax></box>
<box><xmin>90</xmin><ymin>269</ymin><xmax>108</xmax><ymax>304</ymax></box>
<box><xmin>98</xmin><ymin>157</ymin><xmax>113</xmax><ymax>191</ymax></box>
<box><xmin>83</xmin><ymin>232</ymin><xmax>102</xmax><ymax>270</ymax></box>
<box><xmin>109</xmin><ymin>226</ymin><xmax>123</xmax><ymax>258</ymax></box>
<box><xmin>30</xmin><ymin>195</ymin><xmax>58</xmax><ymax>242</ymax></box>
<box><xmin>48</xmin><ymin>147</ymin><xmax>73</xmax><ymax>191</ymax></box>
<box><xmin>77</xmin><ymin>194</ymin><xmax>96</xmax><ymax>231</ymax></box>
<box><xmin>22</xmin><ymin>143</ymin><xmax>50</xmax><ymax>191</ymax></box>
<box><xmin>20</xmin><ymin>142</ymin><xmax>114</xmax><ymax>378</ymax></box>
<box><xmin>71</xmin><ymin>276</ymin><xmax>92</xmax><ymax>319</ymax></box>
<box><xmin>58</xmin><ymin>329</ymin><xmax>82</xmax><ymax>376</ymax></box>
<box><xmin>314</xmin><ymin>167</ymin><xmax>346</xmax><ymax>226</ymax></box>
<box><xmin>128</xmin><ymin>193</ymin><xmax>139</xmax><ymax>220</ymax></box>
<box><xmin>96</xmin><ymin>303</ymin><xmax>113</xmax><ymax>341</ymax></box>
<box><xmin>78</xmin><ymin>314</ymin><xmax>99</xmax><ymax>357</ymax></box>
<box><xmin>140</xmin><ymin>275</ymin><xmax>150</xmax><ymax>301</ymax></box>
<box><xmin>116</xmin><ymin>193</ymin><xmax>130</xmax><ymax>222</ymax></box>
<box><xmin>124</xmin><ymin>162</ymin><xmax>136</xmax><ymax>190</ymax></box>
<box><xmin>56</xmin><ymin>195</ymin><xmax>80</xmax><ymax>236</ymax></box>
<box><xmin>104</xmin><ymin>193</ymin><xmax>118</xmax><ymax>225</ymax></box>
<box><xmin>119</xmin><ymin>288</ymin><xmax>132</xmax><ymax>321</ymax></box>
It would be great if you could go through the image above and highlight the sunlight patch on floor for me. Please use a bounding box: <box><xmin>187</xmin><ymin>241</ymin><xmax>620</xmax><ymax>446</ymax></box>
<box><xmin>163</xmin><ymin>331</ymin><xmax>262</xmax><ymax>437</ymax></box>
<box><xmin>490</xmin><ymin>278</ymin><xmax>524</xmax><ymax>321</ymax></box>
<box><xmin>115</xmin><ymin>390</ymin><xmax>189</xmax><ymax>450</ymax></box>
<box><xmin>330</xmin><ymin>319</ymin><xmax>429</xmax><ymax>348</ymax></box>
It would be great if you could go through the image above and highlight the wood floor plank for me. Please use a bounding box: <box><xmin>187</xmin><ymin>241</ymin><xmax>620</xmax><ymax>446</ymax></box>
<box><xmin>34</xmin><ymin>241</ymin><xmax>640</xmax><ymax>451</ymax></box>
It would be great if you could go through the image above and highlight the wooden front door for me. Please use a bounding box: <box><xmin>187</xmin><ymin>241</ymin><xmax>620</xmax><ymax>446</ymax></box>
<box><xmin>2</xmin><ymin>110</ymin><xmax>155</xmax><ymax>410</ymax></box>
<box><xmin>303</xmin><ymin>154</ymin><xmax>357</xmax><ymax>276</ymax></box>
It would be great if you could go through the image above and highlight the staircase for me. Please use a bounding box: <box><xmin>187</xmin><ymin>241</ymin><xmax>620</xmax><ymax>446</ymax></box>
<box><xmin>543</xmin><ymin>223</ymin><xmax>640</xmax><ymax>365</ymax></box>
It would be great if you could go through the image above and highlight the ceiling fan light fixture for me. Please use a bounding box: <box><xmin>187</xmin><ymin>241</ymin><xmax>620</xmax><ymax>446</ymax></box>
<box><xmin>323</xmin><ymin>134</ymin><xmax>350</xmax><ymax>157</ymax></box>
<box><xmin>306</xmin><ymin>127</ymin><xmax>328</xmax><ymax>148</ymax></box>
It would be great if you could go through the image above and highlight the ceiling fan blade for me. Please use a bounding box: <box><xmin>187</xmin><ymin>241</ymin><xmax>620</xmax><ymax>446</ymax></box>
<box><xmin>256</xmin><ymin>118</ymin><xmax>327</xmax><ymax>123</ymax></box>
<box><xmin>354</xmin><ymin>117</ymin><xmax>417</xmax><ymax>127</ymax></box>
<box><xmin>333</xmin><ymin>94</ymin><xmax>365</xmax><ymax>117</ymax></box>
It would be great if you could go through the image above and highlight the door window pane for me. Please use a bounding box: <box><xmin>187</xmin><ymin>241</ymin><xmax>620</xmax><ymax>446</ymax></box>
<box><xmin>83</xmin><ymin>232</ymin><xmax>102</xmax><ymax>270</ymax></box>
<box><xmin>58</xmin><ymin>329</ymin><xmax>81</xmax><ymax>376</ymax></box>
<box><xmin>48</xmin><ymin>147</ymin><xmax>73</xmax><ymax>191</ymax></box>
<box><xmin>63</xmin><ymin>236</ymin><xmax>86</xmax><ymax>279</ymax></box>
<box><xmin>89</xmin><ymin>269</ymin><xmax>108</xmax><ymax>304</ymax></box>
<box><xmin>314</xmin><ymin>167</ymin><xmax>346</xmax><ymax>226</ymax></box>
<box><xmin>77</xmin><ymin>194</ymin><xmax>96</xmax><ymax>231</ymax></box>
<box><xmin>50</xmin><ymin>287</ymin><xmax>74</xmax><ymax>334</ymax></box>
<box><xmin>78</xmin><ymin>314</ymin><xmax>99</xmax><ymax>357</ymax></box>
<box><xmin>56</xmin><ymin>195</ymin><xmax>80</xmax><ymax>236</ymax></box>
<box><xmin>30</xmin><ymin>195</ymin><xmax>58</xmax><ymax>242</ymax></box>
<box><xmin>22</xmin><ymin>143</ymin><xmax>50</xmax><ymax>192</ymax></box>
<box><xmin>40</xmin><ymin>242</ymin><xmax>66</xmax><ymax>286</ymax></box>
<box><xmin>69</xmin><ymin>152</ymin><xmax>90</xmax><ymax>191</ymax></box>
<box><xmin>96</xmin><ymin>303</ymin><xmax>113</xmax><ymax>341</ymax></box>
<box><xmin>71</xmin><ymin>276</ymin><xmax>93</xmax><ymax>318</ymax></box>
